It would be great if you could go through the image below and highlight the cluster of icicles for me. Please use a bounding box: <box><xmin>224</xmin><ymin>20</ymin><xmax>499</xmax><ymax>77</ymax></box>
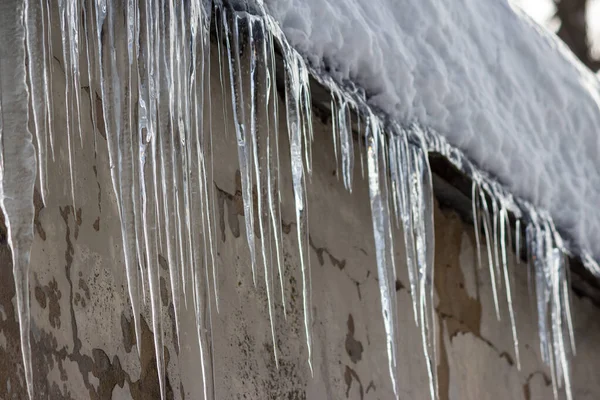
<box><xmin>0</xmin><ymin>0</ymin><xmax>590</xmax><ymax>399</ymax></box>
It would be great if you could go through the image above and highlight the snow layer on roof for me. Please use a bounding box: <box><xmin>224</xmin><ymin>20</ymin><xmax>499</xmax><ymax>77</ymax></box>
<box><xmin>262</xmin><ymin>0</ymin><xmax>600</xmax><ymax>262</ymax></box>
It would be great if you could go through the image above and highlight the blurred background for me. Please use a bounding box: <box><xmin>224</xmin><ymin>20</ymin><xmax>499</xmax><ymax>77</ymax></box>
<box><xmin>514</xmin><ymin>0</ymin><xmax>600</xmax><ymax>71</ymax></box>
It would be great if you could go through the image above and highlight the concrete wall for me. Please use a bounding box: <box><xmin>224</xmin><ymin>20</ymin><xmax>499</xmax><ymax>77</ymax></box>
<box><xmin>2</xmin><ymin>24</ymin><xmax>600</xmax><ymax>400</ymax></box>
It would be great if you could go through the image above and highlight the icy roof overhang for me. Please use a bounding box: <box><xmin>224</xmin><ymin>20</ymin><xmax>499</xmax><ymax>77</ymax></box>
<box><xmin>223</xmin><ymin>0</ymin><xmax>600</xmax><ymax>290</ymax></box>
<box><xmin>241</xmin><ymin>0</ymin><xmax>600</xmax><ymax>273</ymax></box>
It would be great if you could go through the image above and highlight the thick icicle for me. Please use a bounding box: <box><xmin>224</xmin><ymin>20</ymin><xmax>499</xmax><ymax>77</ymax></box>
<box><xmin>160</xmin><ymin>0</ymin><xmax>184</xmax><ymax>346</ymax></box>
<box><xmin>366</xmin><ymin>115</ymin><xmax>401</xmax><ymax>398</ymax></box>
<box><xmin>24</xmin><ymin>0</ymin><xmax>49</xmax><ymax>204</ymax></box>
<box><xmin>223</xmin><ymin>10</ymin><xmax>258</xmax><ymax>284</ymax></box>
<box><xmin>283</xmin><ymin>47</ymin><xmax>314</xmax><ymax>373</ymax></box>
<box><xmin>248</xmin><ymin>16</ymin><xmax>279</xmax><ymax>367</ymax></box>
<box><xmin>0</xmin><ymin>1</ymin><xmax>37</xmax><ymax>398</ymax></box>
<box><xmin>409</xmin><ymin>127</ymin><xmax>438</xmax><ymax>400</ymax></box>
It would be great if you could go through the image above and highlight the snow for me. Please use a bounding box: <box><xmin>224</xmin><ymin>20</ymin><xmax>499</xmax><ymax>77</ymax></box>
<box><xmin>263</xmin><ymin>0</ymin><xmax>600</xmax><ymax>265</ymax></box>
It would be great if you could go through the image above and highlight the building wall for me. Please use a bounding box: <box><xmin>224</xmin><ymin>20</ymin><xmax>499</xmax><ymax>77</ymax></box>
<box><xmin>1</xmin><ymin>28</ymin><xmax>600</xmax><ymax>400</ymax></box>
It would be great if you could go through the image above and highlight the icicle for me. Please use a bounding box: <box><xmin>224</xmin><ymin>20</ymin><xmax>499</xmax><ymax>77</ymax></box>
<box><xmin>387</xmin><ymin>134</ymin><xmax>401</xmax><ymax>228</ymax></box>
<box><xmin>262</xmin><ymin>21</ymin><xmax>287</xmax><ymax>318</ymax></box>
<box><xmin>357</xmin><ymin>110</ymin><xmax>365</xmax><ymax>179</ymax></box>
<box><xmin>248</xmin><ymin>16</ymin><xmax>279</xmax><ymax>367</ymax></box>
<box><xmin>331</xmin><ymin>97</ymin><xmax>339</xmax><ymax>179</ymax></box>
<box><xmin>125</xmin><ymin>0</ymin><xmax>147</xmax><ymax>322</ymax></box>
<box><xmin>223</xmin><ymin>10</ymin><xmax>257</xmax><ymax>284</ymax></box>
<box><xmin>193</xmin><ymin>7</ymin><xmax>218</xmax><ymax>395</ymax></box>
<box><xmin>83</xmin><ymin>0</ymin><xmax>99</xmax><ymax>152</ymax></box>
<box><xmin>189</xmin><ymin>0</ymin><xmax>203</xmax><ymax>310</ymax></box>
<box><xmin>0</xmin><ymin>1</ymin><xmax>37</xmax><ymax>398</ymax></box>
<box><xmin>366</xmin><ymin>115</ymin><xmax>400</xmax><ymax>398</ymax></box>
<box><xmin>283</xmin><ymin>47</ymin><xmax>314</xmax><ymax>373</ymax></box>
<box><xmin>160</xmin><ymin>0</ymin><xmax>183</xmax><ymax>348</ymax></box>
<box><xmin>410</xmin><ymin>126</ymin><xmax>438</xmax><ymax>400</ymax></box>
<box><xmin>583</xmin><ymin>253</ymin><xmax>600</xmax><ymax>277</ymax></box>
<box><xmin>42</xmin><ymin>0</ymin><xmax>55</xmax><ymax>160</ymax></box>
<box><xmin>58</xmin><ymin>0</ymin><xmax>78</xmax><ymax>211</ymax></box>
<box><xmin>525</xmin><ymin>211</ymin><xmax>575</xmax><ymax>400</ymax></box>
<box><xmin>205</xmin><ymin>4</ymin><xmax>220</xmax><ymax>317</ymax></box>
<box><xmin>529</xmin><ymin>220</ymin><xmax>550</xmax><ymax>363</ymax></box>
<box><xmin>478</xmin><ymin>187</ymin><xmax>501</xmax><ymax>319</ymax></box>
<box><xmin>215</xmin><ymin>8</ymin><xmax>230</xmax><ymax>144</ymax></box>
<box><xmin>499</xmin><ymin>206</ymin><xmax>520</xmax><ymax>370</ymax></box>
<box><xmin>95</xmin><ymin>0</ymin><xmax>145</xmax><ymax>360</ymax></box>
<box><xmin>24</xmin><ymin>0</ymin><xmax>48</xmax><ymax>204</ymax></box>
<box><xmin>203</xmin><ymin>0</ymin><xmax>219</xmax><ymax>316</ymax></box>
<box><xmin>335</xmin><ymin>92</ymin><xmax>354</xmax><ymax>192</ymax></box>
<box><xmin>491</xmin><ymin>199</ymin><xmax>502</xmax><ymax>290</ymax></box>
<box><xmin>515</xmin><ymin>218</ymin><xmax>521</xmax><ymax>266</ymax></box>
<box><xmin>69</xmin><ymin>0</ymin><xmax>84</xmax><ymax>147</ymax></box>
<box><xmin>188</xmin><ymin>7</ymin><xmax>218</xmax><ymax>380</ymax></box>
<box><xmin>136</xmin><ymin>0</ymin><xmax>153</xmax><ymax>309</ymax></box>
<box><xmin>397</xmin><ymin>128</ymin><xmax>419</xmax><ymax>326</ymax></box>
<box><xmin>300</xmin><ymin>64</ymin><xmax>313</xmax><ymax>177</ymax></box>
<box><xmin>548</xmin><ymin>222</ymin><xmax>573</xmax><ymax>400</ymax></box>
<box><xmin>471</xmin><ymin>181</ymin><xmax>483</xmax><ymax>269</ymax></box>
<box><xmin>562</xmin><ymin>259</ymin><xmax>576</xmax><ymax>356</ymax></box>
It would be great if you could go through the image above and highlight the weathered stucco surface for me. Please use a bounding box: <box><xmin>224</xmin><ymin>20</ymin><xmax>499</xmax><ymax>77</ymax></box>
<box><xmin>2</xmin><ymin>25</ymin><xmax>600</xmax><ymax>400</ymax></box>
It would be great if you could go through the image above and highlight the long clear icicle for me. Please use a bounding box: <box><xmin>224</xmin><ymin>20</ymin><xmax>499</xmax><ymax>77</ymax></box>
<box><xmin>161</xmin><ymin>0</ymin><xmax>182</xmax><ymax>347</ymax></box>
<box><xmin>224</xmin><ymin>10</ymin><xmax>257</xmax><ymax>285</ymax></box>
<box><xmin>0</xmin><ymin>1</ymin><xmax>37</xmax><ymax>398</ymax></box>
<box><xmin>248</xmin><ymin>16</ymin><xmax>279</xmax><ymax>367</ymax></box>
<box><xmin>390</xmin><ymin>129</ymin><xmax>419</xmax><ymax>325</ymax></box>
<box><xmin>204</xmin><ymin>6</ymin><xmax>220</xmax><ymax>317</ymax></box>
<box><xmin>24</xmin><ymin>0</ymin><xmax>48</xmax><ymax>204</ymax></box>
<box><xmin>263</xmin><ymin>21</ymin><xmax>287</xmax><ymax>318</ymax></box>
<box><xmin>283</xmin><ymin>46</ymin><xmax>314</xmax><ymax>374</ymax></box>
<box><xmin>410</xmin><ymin>127</ymin><xmax>438</xmax><ymax>400</ymax></box>
<box><xmin>366</xmin><ymin>116</ymin><xmax>400</xmax><ymax>398</ymax></box>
